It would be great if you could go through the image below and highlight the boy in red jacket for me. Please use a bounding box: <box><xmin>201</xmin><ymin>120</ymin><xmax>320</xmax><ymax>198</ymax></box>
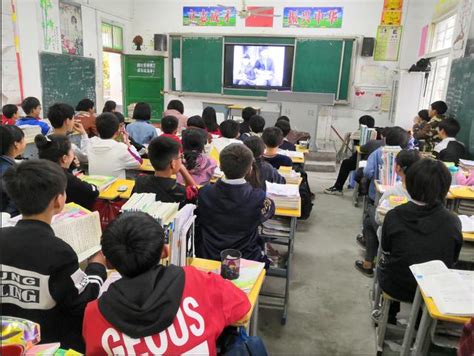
<box><xmin>83</xmin><ymin>212</ymin><xmax>250</xmax><ymax>355</ymax></box>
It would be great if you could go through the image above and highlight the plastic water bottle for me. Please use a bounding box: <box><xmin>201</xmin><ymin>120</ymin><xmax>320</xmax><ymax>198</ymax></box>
<box><xmin>448</xmin><ymin>166</ymin><xmax>459</xmax><ymax>186</ymax></box>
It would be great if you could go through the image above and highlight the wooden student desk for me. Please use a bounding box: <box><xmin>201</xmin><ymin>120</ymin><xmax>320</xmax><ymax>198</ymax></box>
<box><xmin>463</xmin><ymin>232</ymin><xmax>474</xmax><ymax>242</ymax></box>
<box><xmin>139</xmin><ymin>158</ymin><xmax>154</xmax><ymax>172</ymax></box>
<box><xmin>449</xmin><ymin>186</ymin><xmax>474</xmax><ymax>200</ymax></box>
<box><xmin>296</xmin><ymin>145</ymin><xmax>310</xmax><ymax>154</ymax></box>
<box><xmin>189</xmin><ymin>258</ymin><xmax>265</xmax><ymax>335</ymax></box>
<box><xmin>99</xmin><ymin>179</ymin><xmax>135</xmax><ymax>200</ymax></box>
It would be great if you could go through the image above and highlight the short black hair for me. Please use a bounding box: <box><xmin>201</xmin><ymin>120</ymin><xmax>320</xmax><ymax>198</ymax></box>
<box><xmin>242</xmin><ymin>107</ymin><xmax>257</xmax><ymax>122</ymax></box>
<box><xmin>187</xmin><ymin>115</ymin><xmax>206</xmax><ymax>129</ymax></box>
<box><xmin>275</xmin><ymin>120</ymin><xmax>291</xmax><ymax>137</ymax></box>
<box><xmin>202</xmin><ymin>106</ymin><xmax>219</xmax><ymax>132</ymax></box>
<box><xmin>167</xmin><ymin>100</ymin><xmax>184</xmax><ymax>114</ymax></box>
<box><xmin>418</xmin><ymin>109</ymin><xmax>430</xmax><ymax>122</ymax></box>
<box><xmin>385</xmin><ymin>126</ymin><xmax>409</xmax><ymax>148</ymax></box>
<box><xmin>148</xmin><ymin>136</ymin><xmax>180</xmax><ymax>171</ymax></box>
<box><xmin>262</xmin><ymin>127</ymin><xmax>284</xmax><ymax>148</ymax></box>
<box><xmin>114</xmin><ymin>111</ymin><xmax>125</xmax><ymax>124</ymax></box>
<box><xmin>21</xmin><ymin>97</ymin><xmax>41</xmax><ymax>115</ymax></box>
<box><xmin>161</xmin><ymin>115</ymin><xmax>179</xmax><ymax>134</ymax></box>
<box><xmin>35</xmin><ymin>134</ymin><xmax>71</xmax><ymax>163</ymax></box>
<box><xmin>277</xmin><ymin>116</ymin><xmax>290</xmax><ymax>123</ymax></box>
<box><xmin>75</xmin><ymin>98</ymin><xmax>94</xmax><ymax>112</ymax></box>
<box><xmin>133</xmin><ymin>102</ymin><xmax>151</xmax><ymax>121</ymax></box>
<box><xmin>438</xmin><ymin>117</ymin><xmax>460</xmax><ymax>137</ymax></box>
<box><xmin>182</xmin><ymin>128</ymin><xmax>207</xmax><ymax>170</ymax></box>
<box><xmin>244</xmin><ymin>136</ymin><xmax>265</xmax><ymax>158</ymax></box>
<box><xmin>47</xmin><ymin>103</ymin><xmax>75</xmax><ymax>128</ymax></box>
<box><xmin>220</xmin><ymin>120</ymin><xmax>240</xmax><ymax>139</ymax></box>
<box><xmin>220</xmin><ymin>143</ymin><xmax>253</xmax><ymax>179</ymax></box>
<box><xmin>0</xmin><ymin>125</ymin><xmax>24</xmax><ymax>155</ymax></box>
<box><xmin>96</xmin><ymin>112</ymin><xmax>119</xmax><ymax>139</ymax></box>
<box><xmin>396</xmin><ymin>149</ymin><xmax>421</xmax><ymax>174</ymax></box>
<box><xmin>359</xmin><ymin>115</ymin><xmax>375</xmax><ymax>128</ymax></box>
<box><xmin>3</xmin><ymin>159</ymin><xmax>67</xmax><ymax>215</ymax></box>
<box><xmin>405</xmin><ymin>159</ymin><xmax>451</xmax><ymax>206</ymax></box>
<box><xmin>102</xmin><ymin>100</ymin><xmax>116</xmax><ymax>113</ymax></box>
<box><xmin>2</xmin><ymin>104</ymin><xmax>18</xmax><ymax>118</ymax></box>
<box><xmin>249</xmin><ymin>115</ymin><xmax>265</xmax><ymax>133</ymax></box>
<box><xmin>101</xmin><ymin>212</ymin><xmax>165</xmax><ymax>278</ymax></box>
<box><xmin>431</xmin><ymin>101</ymin><xmax>448</xmax><ymax>116</ymax></box>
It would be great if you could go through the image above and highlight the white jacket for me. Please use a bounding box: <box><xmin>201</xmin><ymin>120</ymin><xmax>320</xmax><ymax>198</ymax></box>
<box><xmin>87</xmin><ymin>137</ymin><xmax>142</xmax><ymax>179</ymax></box>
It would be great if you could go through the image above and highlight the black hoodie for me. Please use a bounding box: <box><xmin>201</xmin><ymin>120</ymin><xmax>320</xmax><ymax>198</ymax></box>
<box><xmin>98</xmin><ymin>264</ymin><xmax>185</xmax><ymax>338</ymax></box>
<box><xmin>378</xmin><ymin>201</ymin><xmax>463</xmax><ymax>302</ymax></box>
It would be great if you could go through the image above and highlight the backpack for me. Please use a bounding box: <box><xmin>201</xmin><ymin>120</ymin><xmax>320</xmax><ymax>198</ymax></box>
<box><xmin>294</xmin><ymin>167</ymin><xmax>313</xmax><ymax>220</ymax></box>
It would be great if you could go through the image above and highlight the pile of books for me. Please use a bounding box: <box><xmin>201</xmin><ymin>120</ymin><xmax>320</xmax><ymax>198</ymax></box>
<box><xmin>79</xmin><ymin>175</ymin><xmax>117</xmax><ymax>191</ymax></box>
<box><xmin>266</xmin><ymin>182</ymin><xmax>300</xmax><ymax>210</ymax></box>
<box><xmin>261</xmin><ymin>217</ymin><xmax>291</xmax><ymax>237</ymax></box>
<box><xmin>359</xmin><ymin>124</ymin><xmax>377</xmax><ymax>146</ymax></box>
<box><xmin>379</xmin><ymin>146</ymin><xmax>401</xmax><ymax>186</ymax></box>
<box><xmin>459</xmin><ymin>159</ymin><xmax>474</xmax><ymax>171</ymax></box>
<box><xmin>277</xmin><ymin>149</ymin><xmax>304</xmax><ymax>160</ymax></box>
<box><xmin>121</xmin><ymin>193</ymin><xmax>179</xmax><ymax>225</ymax></box>
<box><xmin>278</xmin><ymin>167</ymin><xmax>301</xmax><ymax>185</ymax></box>
<box><xmin>19</xmin><ymin>125</ymin><xmax>42</xmax><ymax>143</ymax></box>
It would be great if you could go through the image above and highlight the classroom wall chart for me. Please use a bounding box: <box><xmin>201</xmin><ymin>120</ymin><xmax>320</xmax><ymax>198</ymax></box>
<box><xmin>59</xmin><ymin>1</ymin><xmax>83</xmax><ymax>56</ymax></box>
<box><xmin>374</xmin><ymin>26</ymin><xmax>403</xmax><ymax>61</ymax></box>
<box><xmin>183</xmin><ymin>7</ymin><xmax>237</xmax><ymax>27</ymax></box>
<box><xmin>282</xmin><ymin>7</ymin><xmax>343</xmax><ymax>28</ymax></box>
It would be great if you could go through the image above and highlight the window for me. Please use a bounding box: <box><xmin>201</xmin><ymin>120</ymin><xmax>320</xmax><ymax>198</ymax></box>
<box><xmin>431</xmin><ymin>15</ymin><xmax>456</xmax><ymax>52</ymax></box>
<box><xmin>421</xmin><ymin>56</ymin><xmax>450</xmax><ymax>109</ymax></box>
<box><xmin>102</xmin><ymin>23</ymin><xmax>123</xmax><ymax>51</ymax></box>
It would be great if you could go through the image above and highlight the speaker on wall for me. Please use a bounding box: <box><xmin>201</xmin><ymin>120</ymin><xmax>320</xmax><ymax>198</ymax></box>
<box><xmin>154</xmin><ymin>34</ymin><xmax>167</xmax><ymax>51</ymax></box>
<box><xmin>361</xmin><ymin>37</ymin><xmax>375</xmax><ymax>57</ymax></box>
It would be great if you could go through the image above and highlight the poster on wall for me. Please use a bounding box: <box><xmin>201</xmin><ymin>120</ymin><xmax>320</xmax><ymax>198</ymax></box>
<box><xmin>282</xmin><ymin>7</ymin><xmax>343</xmax><ymax>28</ymax></box>
<box><xmin>59</xmin><ymin>1</ymin><xmax>83</xmax><ymax>55</ymax></box>
<box><xmin>374</xmin><ymin>26</ymin><xmax>403</xmax><ymax>61</ymax></box>
<box><xmin>383</xmin><ymin>0</ymin><xmax>403</xmax><ymax>10</ymax></box>
<box><xmin>38</xmin><ymin>0</ymin><xmax>61</xmax><ymax>53</ymax></box>
<box><xmin>381</xmin><ymin>10</ymin><xmax>402</xmax><ymax>25</ymax></box>
<box><xmin>183</xmin><ymin>6</ymin><xmax>236</xmax><ymax>26</ymax></box>
<box><xmin>452</xmin><ymin>0</ymin><xmax>473</xmax><ymax>59</ymax></box>
<box><xmin>245</xmin><ymin>6</ymin><xmax>274</xmax><ymax>27</ymax></box>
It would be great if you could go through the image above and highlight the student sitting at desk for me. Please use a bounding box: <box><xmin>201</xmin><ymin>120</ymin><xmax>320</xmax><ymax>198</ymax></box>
<box><xmin>75</xmin><ymin>98</ymin><xmax>97</xmax><ymax>138</ymax></box>
<box><xmin>275</xmin><ymin>119</ymin><xmax>296</xmax><ymax>151</ymax></box>
<box><xmin>187</xmin><ymin>115</ymin><xmax>213</xmax><ymax>144</ymax></box>
<box><xmin>160</xmin><ymin>115</ymin><xmax>182</xmax><ymax>147</ymax></box>
<box><xmin>2</xmin><ymin>103</ymin><xmax>19</xmax><ymax>125</ymax></box>
<box><xmin>276</xmin><ymin>116</ymin><xmax>311</xmax><ymax>145</ymax></box>
<box><xmin>412</xmin><ymin>109</ymin><xmax>430</xmax><ymax>149</ymax></box>
<box><xmin>244</xmin><ymin>136</ymin><xmax>285</xmax><ymax>190</ymax></box>
<box><xmin>163</xmin><ymin>99</ymin><xmax>188</xmax><ymax>131</ymax></box>
<box><xmin>16</xmin><ymin>96</ymin><xmax>50</xmax><ymax>135</ymax></box>
<box><xmin>433</xmin><ymin>117</ymin><xmax>466</xmax><ymax>165</ymax></box>
<box><xmin>48</xmin><ymin>103</ymin><xmax>90</xmax><ymax>164</ymax></box>
<box><xmin>240</xmin><ymin>115</ymin><xmax>265</xmax><ymax>141</ymax></box>
<box><xmin>114</xmin><ymin>112</ymin><xmax>146</xmax><ymax>156</ymax></box>
<box><xmin>83</xmin><ymin>212</ymin><xmax>250</xmax><ymax>355</ymax></box>
<box><xmin>423</xmin><ymin>100</ymin><xmax>448</xmax><ymax>152</ymax></box>
<box><xmin>0</xmin><ymin>125</ymin><xmax>25</xmax><ymax>216</ymax></box>
<box><xmin>177</xmin><ymin>128</ymin><xmax>217</xmax><ymax>186</ymax></box>
<box><xmin>196</xmin><ymin>143</ymin><xmax>275</xmax><ymax>265</ymax></box>
<box><xmin>88</xmin><ymin>113</ymin><xmax>142</xmax><ymax>179</ymax></box>
<box><xmin>262</xmin><ymin>127</ymin><xmax>292</xmax><ymax>169</ymax></box>
<box><xmin>202</xmin><ymin>106</ymin><xmax>221</xmax><ymax>136</ymax></box>
<box><xmin>239</xmin><ymin>106</ymin><xmax>257</xmax><ymax>135</ymax></box>
<box><xmin>354</xmin><ymin>150</ymin><xmax>421</xmax><ymax>277</ymax></box>
<box><xmin>126</xmin><ymin>102</ymin><xmax>158</xmax><ymax>145</ymax></box>
<box><xmin>102</xmin><ymin>100</ymin><xmax>116</xmax><ymax>113</ymax></box>
<box><xmin>378</xmin><ymin>158</ymin><xmax>462</xmax><ymax>323</ymax></box>
<box><xmin>1</xmin><ymin>160</ymin><xmax>107</xmax><ymax>352</ymax></box>
<box><xmin>133</xmin><ymin>136</ymin><xmax>198</xmax><ymax>207</ymax></box>
<box><xmin>210</xmin><ymin>120</ymin><xmax>242</xmax><ymax>154</ymax></box>
<box><xmin>35</xmin><ymin>134</ymin><xmax>99</xmax><ymax>210</ymax></box>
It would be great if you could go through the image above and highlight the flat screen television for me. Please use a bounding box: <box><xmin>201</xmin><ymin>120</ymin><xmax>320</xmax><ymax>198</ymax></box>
<box><xmin>223</xmin><ymin>44</ymin><xmax>294</xmax><ymax>90</ymax></box>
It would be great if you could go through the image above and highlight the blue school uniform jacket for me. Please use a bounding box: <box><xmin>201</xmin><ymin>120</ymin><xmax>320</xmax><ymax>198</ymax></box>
<box><xmin>196</xmin><ymin>179</ymin><xmax>275</xmax><ymax>262</ymax></box>
<box><xmin>16</xmin><ymin>117</ymin><xmax>50</xmax><ymax>136</ymax></box>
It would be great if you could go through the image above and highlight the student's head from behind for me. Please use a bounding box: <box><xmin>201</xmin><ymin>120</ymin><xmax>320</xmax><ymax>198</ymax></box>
<box><xmin>76</xmin><ymin>98</ymin><xmax>95</xmax><ymax>114</ymax></box>
<box><xmin>148</xmin><ymin>136</ymin><xmax>182</xmax><ymax>174</ymax></box>
<box><xmin>21</xmin><ymin>97</ymin><xmax>41</xmax><ymax>117</ymax></box>
<box><xmin>417</xmin><ymin>109</ymin><xmax>430</xmax><ymax>122</ymax></box>
<box><xmin>220</xmin><ymin>143</ymin><xmax>253</xmax><ymax>179</ymax></box>
<box><xmin>359</xmin><ymin>115</ymin><xmax>375</xmax><ymax>128</ymax></box>
<box><xmin>35</xmin><ymin>134</ymin><xmax>74</xmax><ymax>169</ymax></box>
<box><xmin>244</xmin><ymin>136</ymin><xmax>265</xmax><ymax>159</ymax></box>
<box><xmin>187</xmin><ymin>115</ymin><xmax>206</xmax><ymax>130</ymax></box>
<box><xmin>3</xmin><ymin>159</ymin><xmax>67</xmax><ymax>217</ymax></box>
<box><xmin>277</xmin><ymin>116</ymin><xmax>290</xmax><ymax>124</ymax></box>
<box><xmin>182</xmin><ymin>128</ymin><xmax>207</xmax><ymax>170</ymax></box>
<box><xmin>220</xmin><ymin>120</ymin><xmax>240</xmax><ymax>139</ymax></box>
<box><xmin>437</xmin><ymin>117</ymin><xmax>460</xmax><ymax>139</ymax></box>
<box><xmin>102</xmin><ymin>100</ymin><xmax>117</xmax><ymax>113</ymax></box>
<box><xmin>96</xmin><ymin>112</ymin><xmax>120</xmax><ymax>139</ymax></box>
<box><xmin>133</xmin><ymin>102</ymin><xmax>152</xmax><ymax>121</ymax></box>
<box><xmin>384</xmin><ymin>126</ymin><xmax>409</xmax><ymax>148</ymax></box>
<box><xmin>242</xmin><ymin>107</ymin><xmax>257</xmax><ymax>122</ymax></box>
<box><xmin>405</xmin><ymin>159</ymin><xmax>451</xmax><ymax>206</ymax></box>
<box><xmin>249</xmin><ymin>115</ymin><xmax>265</xmax><ymax>134</ymax></box>
<box><xmin>101</xmin><ymin>212</ymin><xmax>165</xmax><ymax>278</ymax></box>
<box><xmin>167</xmin><ymin>99</ymin><xmax>184</xmax><ymax>115</ymax></box>
<box><xmin>0</xmin><ymin>125</ymin><xmax>26</xmax><ymax>157</ymax></box>
<box><xmin>161</xmin><ymin>115</ymin><xmax>179</xmax><ymax>134</ymax></box>
<box><xmin>2</xmin><ymin>104</ymin><xmax>19</xmax><ymax>120</ymax></box>
<box><xmin>395</xmin><ymin>149</ymin><xmax>421</xmax><ymax>181</ymax></box>
<box><xmin>429</xmin><ymin>100</ymin><xmax>448</xmax><ymax>118</ymax></box>
<box><xmin>262</xmin><ymin>126</ymin><xmax>284</xmax><ymax>148</ymax></box>
<box><xmin>275</xmin><ymin>120</ymin><xmax>291</xmax><ymax>138</ymax></box>
<box><xmin>114</xmin><ymin>111</ymin><xmax>126</xmax><ymax>129</ymax></box>
<box><xmin>47</xmin><ymin>103</ymin><xmax>75</xmax><ymax>130</ymax></box>
<box><xmin>202</xmin><ymin>106</ymin><xmax>219</xmax><ymax>132</ymax></box>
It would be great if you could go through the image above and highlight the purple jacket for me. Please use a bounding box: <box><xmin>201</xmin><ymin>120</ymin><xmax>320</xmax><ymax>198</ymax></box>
<box><xmin>177</xmin><ymin>154</ymin><xmax>217</xmax><ymax>185</ymax></box>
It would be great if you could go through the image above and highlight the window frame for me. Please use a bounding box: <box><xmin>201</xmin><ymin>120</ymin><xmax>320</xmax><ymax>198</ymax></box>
<box><xmin>101</xmin><ymin>22</ymin><xmax>124</xmax><ymax>53</ymax></box>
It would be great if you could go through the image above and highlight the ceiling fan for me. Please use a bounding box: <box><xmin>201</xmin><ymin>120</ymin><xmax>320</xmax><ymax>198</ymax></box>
<box><xmin>217</xmin><ymin>0</ymin><xmax>281</xmax><ymax>18</ymax></box>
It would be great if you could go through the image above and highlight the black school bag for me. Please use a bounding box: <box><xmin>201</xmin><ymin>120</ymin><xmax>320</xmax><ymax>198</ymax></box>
<box><xmin>294</xmin><ymin>167</ymin><xmax>313</xmax><ymax>220</ymax></box>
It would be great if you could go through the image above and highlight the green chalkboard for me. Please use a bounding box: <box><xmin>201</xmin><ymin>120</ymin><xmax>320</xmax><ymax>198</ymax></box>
<box><xmin>182</xmin><ymin>37</ymin><xmax>223</xmax><ymax>93</ymax></box>
<box><xmin>446</xmin><ymin>57</ymin><xmax>474</xmax><ymax>158</ymax></box>
<box><xmin>40</xmin><ymin>52</ymin><xmax>96</xmax><ymax>115</ymax></box>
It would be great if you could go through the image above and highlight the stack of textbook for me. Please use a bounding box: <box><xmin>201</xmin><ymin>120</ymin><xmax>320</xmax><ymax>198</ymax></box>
<box><xmin>121</xmin><ymin>193</ymin><xmax>179</xmax><ymax>225</ymax></box>
<box><xmin>380</xmin><ymin>146</ymin><xmax>402</xmax><ymax>186</ymax></box>
<box><xmin>266</xmin><ymin>182</ymin><xmax>300</xmax><ymax>210</ymax></box>
<box><xmin>278</xmin><ymin>167</ymin><xmax>301</xmax><ymax>185</ymax></box>
<box><xmin>359</xmin><ymin>125</ymin><xmax>377</xmax><ymax>146</ymax></box>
